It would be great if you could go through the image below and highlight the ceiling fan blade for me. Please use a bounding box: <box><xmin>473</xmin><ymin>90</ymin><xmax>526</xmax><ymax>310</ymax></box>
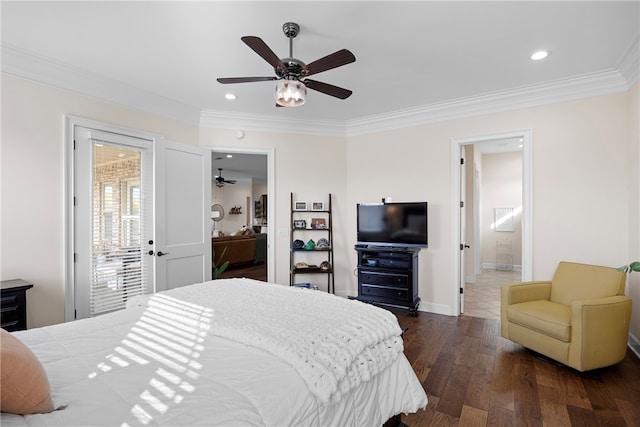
<box><xmin>241</xmin><ymin>36</ymin><xmax>288</xmax><ymax>73</ymax></box>
<box><xmin>304</xmin><ymin>49</ymin><xmax>356</xmax><ymax>77</ymax></box>
<box><xmin>304</xmin><ymin>79</ymin><xmax>352</xmax><ymax>99</ymax></box>
<box><xmin>217</xmin><ymin>76</ymin><xmax>277</xmax><ymax>84</ymax></box>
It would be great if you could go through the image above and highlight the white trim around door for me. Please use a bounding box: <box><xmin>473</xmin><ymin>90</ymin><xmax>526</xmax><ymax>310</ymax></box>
<box><xmin>450</xmin><ymin>129</ymin><xmax>533</xmax><ymax>316</ymax></box>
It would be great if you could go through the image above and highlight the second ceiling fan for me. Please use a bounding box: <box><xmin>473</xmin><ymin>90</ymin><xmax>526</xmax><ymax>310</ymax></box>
<box><xmin>215</xmin><ymin>168</ymin><xmax>237</xmax><ymax>188</ymax></box>
<box><xmin>217</xmin><ymin>22</ymin><xmax>356</xmax><ymax>107</ymax></box>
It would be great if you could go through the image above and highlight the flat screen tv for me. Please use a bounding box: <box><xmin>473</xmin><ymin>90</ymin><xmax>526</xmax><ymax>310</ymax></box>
<box><xmin>357</xmin><ymin>202</ymin><xmax>428</xmax><ymax>248</ymax></box>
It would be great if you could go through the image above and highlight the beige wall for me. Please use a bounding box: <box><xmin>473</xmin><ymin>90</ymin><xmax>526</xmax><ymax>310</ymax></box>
<box><xmin>1</xmin><ymin>75</ymin><xmax>199</xmax><ymax>327</ymax></box>
<box><xmin>211</xmin><ymin>180</ymin><xmax>253</xmax><ymax>234</ymax></box>
<box><xmin>1</xmin><ymin>73</ymin><xmax>637</xmax><ymax>332</ymax></box>
<box><xmin>347</xmin><ymin>91</ymin><xmax>632</xmax><ymax>314</ymax></box>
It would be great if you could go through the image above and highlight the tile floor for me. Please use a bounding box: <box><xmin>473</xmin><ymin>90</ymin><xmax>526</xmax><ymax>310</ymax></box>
<box><xmin>462</xmin><ymin>268</ymin><xmax>522</xmax><ymax>320</ymax></box>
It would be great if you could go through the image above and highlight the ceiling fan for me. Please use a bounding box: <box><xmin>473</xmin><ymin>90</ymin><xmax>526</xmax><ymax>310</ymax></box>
<box><xmin>214</xmin><ymin>168</ymin><xmax>237</xmax><ymax>188</ymax></box>
<box><xmin>217</xmin><ymin>22</ymin><xmax>356</xmax><ymax>107</ymax></box>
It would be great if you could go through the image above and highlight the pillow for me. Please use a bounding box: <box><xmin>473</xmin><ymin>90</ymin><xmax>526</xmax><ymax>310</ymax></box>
<box><xmin>1</xmin><ymin>328</ymin><xmax>54</xmax><ymax>414</ymax></box>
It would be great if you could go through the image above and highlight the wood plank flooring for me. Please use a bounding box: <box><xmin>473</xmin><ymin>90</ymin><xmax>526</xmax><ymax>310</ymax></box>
<box><xmin>218</xmin><ymin>262</ymin><xmax>267</xmax><ymax>281</ymax></box>
<box><xmin>392</xmin><ymin>309</ymin><xmax>640</xmax><ymax>427</ymax></box>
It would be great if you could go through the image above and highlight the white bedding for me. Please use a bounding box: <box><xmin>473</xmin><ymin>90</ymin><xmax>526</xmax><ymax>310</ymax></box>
<box><xmin>2</xmin><ymin>279</ymin><xmax>427</xmax><ymax>426</ymax></box>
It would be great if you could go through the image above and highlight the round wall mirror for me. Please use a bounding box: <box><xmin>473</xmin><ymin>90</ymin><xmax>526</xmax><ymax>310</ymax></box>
<box><xmin>211</xmin><ymin>204</ymin><xmax>224</xmax><ymax>221</ymax></box>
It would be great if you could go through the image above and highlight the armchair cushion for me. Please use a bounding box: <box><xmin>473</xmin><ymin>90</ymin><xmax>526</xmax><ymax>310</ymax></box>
<box><xmin>507</xmin><ymin>300</ymin><xmax>571</xmax><ymax>341</ymax></box>
<box><xmin>550</xmin><ymin>261</ymin><xmax>626</xmax><ymax>306</ymax></box>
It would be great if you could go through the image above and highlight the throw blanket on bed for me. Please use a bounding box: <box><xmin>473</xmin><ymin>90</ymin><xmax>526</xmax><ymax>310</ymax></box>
<box><xmin>127</xmin><ymin>278</ymin><xmax>404</xmax><ymax>405</ymax></box>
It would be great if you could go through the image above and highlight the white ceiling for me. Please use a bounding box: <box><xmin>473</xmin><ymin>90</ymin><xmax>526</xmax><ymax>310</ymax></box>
<box><xmin>2</xmin><ymin>1</ymin><xmax>638</xmax><ymax>128</ymax></box>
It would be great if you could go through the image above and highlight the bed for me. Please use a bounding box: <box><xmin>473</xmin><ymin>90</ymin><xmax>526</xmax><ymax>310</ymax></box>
<box><xmin>1</xmin><ymin>278</ymin><xmax>427</xmax><ymax>426</ymax></box>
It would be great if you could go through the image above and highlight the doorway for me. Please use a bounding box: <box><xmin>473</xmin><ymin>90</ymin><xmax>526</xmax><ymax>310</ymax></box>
<box><xmin>451</xmin><ymin>129</ymin><xmax>533</xmax><ymax>316</ymax></box>
<box><xmin>208</xmin><ymin>147</ymin><xmax>275</xmax><ymax>283</ymax></box>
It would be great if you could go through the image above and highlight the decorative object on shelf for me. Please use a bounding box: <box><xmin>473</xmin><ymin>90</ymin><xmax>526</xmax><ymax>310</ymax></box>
<box><xmin>316</xmin><ymin>238</ymin><xmax>330</xmax><ymax>249</ymax></box>
<box><xmin>229</xmin><ymin>206</ymin><xmax>242</xmax><ymax>214</ymax></box>
<box><xmin>290</xmin><ymin>192</ymin><xmax>334</xmax><ymax>293</ymax></box>
<box><xmin>254</xmin><ymin>194</ymin><xmax>267</xmax><ymax>221</ymax></box>
<box><xmin>293</xmin><ymin>282</ymin><xmax>312</xmax><ymax>288</ymax></box>
<box><xmin>311</xmin><ymin>218</ymin><xmax>326</xmax><ymax>229</ymax></box>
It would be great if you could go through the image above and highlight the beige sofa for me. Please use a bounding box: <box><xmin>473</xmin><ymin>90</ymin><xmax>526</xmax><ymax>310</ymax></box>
<box><xmin>501</xmin><ymin>261</ymin><xmax>631</xmax><ymax>371</ymax></box>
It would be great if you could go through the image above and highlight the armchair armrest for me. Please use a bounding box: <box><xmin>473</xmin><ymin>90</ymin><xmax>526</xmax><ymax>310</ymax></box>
<box><xmin>500</xmin><ymin>281</ymin><xmax>551</xmax><ymax>338</ymax></box>
<box><xmin>569</xmin><ymin>295</ymin><xmax>632</xmax><ymax>371</ymax></box>
<box><xmin>501</xmin><ymin>281</ymin><xmax>551</xmax><ymax>305</ymax></box>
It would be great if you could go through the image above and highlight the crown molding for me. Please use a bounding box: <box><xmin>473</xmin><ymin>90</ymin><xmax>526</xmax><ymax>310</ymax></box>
<box><xmin>199</xmin><ymin>110</ymin><xmax>346</xmax><ymax>137</ymax></box>
<box><xmin>617</xmin><ymin>36</ymin><xmax>639</xmax><ymax>86</ymax></box>
<box><xmin>346</xmin><ymin>69</ymin><xmax>630</xmax><ymax>137</ymax></box>
<box><xmin>3</xmin><ymin>42</ymin><xmax>635</xmax><ymax>138</ymax></box>
<box><xmin>1</xmin><ymin>43</ymin><xmax>201</xmax><ymax>126</ymax></box>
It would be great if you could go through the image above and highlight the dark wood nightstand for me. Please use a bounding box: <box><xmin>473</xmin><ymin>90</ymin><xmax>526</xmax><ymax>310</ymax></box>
<box><xmin>1</xmin><ymin>279</ymin><xmax>33</xmax><ymax>331</ymax></box>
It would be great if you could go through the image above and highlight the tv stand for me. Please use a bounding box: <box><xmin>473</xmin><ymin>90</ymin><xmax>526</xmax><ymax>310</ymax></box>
<box><xmin>354</xmin><ymin>245</ymin><xmax>421</xmax><ymax>316</ymax></box>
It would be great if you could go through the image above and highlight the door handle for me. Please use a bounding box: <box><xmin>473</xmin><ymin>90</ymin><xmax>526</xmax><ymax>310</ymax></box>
<box><xmin>156</xmin><ymin>251</ymin><xmax>169</xmax><ymax>257</ymax></box>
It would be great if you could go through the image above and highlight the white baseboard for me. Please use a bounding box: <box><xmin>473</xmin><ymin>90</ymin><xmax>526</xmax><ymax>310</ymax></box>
<box><xmin>629</xmin><ymin>333</ymin><xmax>640</xmax><ymax>359</ymax></box>
<box><xmin>481</xmin><ymin>263</ymin><xmax>522</xmax><ymax>271</ymax></box>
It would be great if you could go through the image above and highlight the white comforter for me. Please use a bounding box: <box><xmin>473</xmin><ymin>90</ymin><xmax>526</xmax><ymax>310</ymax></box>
<box><xmin>3</xmin><ymin>279</ymin><xmax>427</xmax><ymax>426</ymax></box>
<box><xmin>128</xmin><ymin>279</ymin><xmax>404</xmax><ymax>405</ymax></box>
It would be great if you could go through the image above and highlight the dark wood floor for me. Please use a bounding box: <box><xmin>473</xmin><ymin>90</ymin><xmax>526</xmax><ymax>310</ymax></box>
<box><xmin>218</xmin><ymin>262</ymin><xmax>267</xmax><ymax>281</ymax></box>
<box><xmin>391</xmin><ymin>309</ymin><xmax>640</xmax><ymax>426</ymax></box>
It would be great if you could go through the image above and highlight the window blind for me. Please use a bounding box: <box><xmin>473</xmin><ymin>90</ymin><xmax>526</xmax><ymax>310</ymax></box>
<box><xmin>89</xmin><ymin>142</ymin><xmax>148</xmax><ymax>316</ymax></box>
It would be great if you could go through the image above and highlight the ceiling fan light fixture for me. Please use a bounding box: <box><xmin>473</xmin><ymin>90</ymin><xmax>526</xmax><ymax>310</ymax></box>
<box><xmin>275</xmin><ymin>79</ymin><xmax>306</xmax><ymax>107</ymax></box>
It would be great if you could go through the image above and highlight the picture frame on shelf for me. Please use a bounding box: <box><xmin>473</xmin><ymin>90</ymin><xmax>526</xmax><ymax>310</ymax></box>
<box><xmin>312</xmin><ymin>201</ymin><xmax>325</xmax><ymax>211</ymax></box>
<box><xmin>294</xmin><ymin>201</ymin><xmax>308</xmax><ymax>211</ymax></box>
<box><xmin>311</xmin><ymin>218</ymin><xmax>327</xmax><ymax>229</ymax></box>
<box><xmin>293</xmin><ymin>219</ymin><xmax>307</xmax><ymax>229</ymax></box>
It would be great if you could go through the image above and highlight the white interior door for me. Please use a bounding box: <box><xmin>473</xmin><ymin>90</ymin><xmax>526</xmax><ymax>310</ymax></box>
<box><xmin>154</xmin><ymin>140</ymin><xmax>211</xmax><ymax>292</ymax></box>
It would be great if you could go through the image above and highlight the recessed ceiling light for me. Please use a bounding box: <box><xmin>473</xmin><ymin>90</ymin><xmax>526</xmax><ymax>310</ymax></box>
<box><xmin>226</xmin><ymin>154</ymin><xmax>233</xmax><ymax>158</ymax></box>
<box><xmin>225</xmin><ymin>93</ymin><xmax>236</xmax><ymax>100</ymax></box>
<box><xmin>531</xmin><ymin>50</ymin><xmax>548</xmax><ymax>61</ymax></box>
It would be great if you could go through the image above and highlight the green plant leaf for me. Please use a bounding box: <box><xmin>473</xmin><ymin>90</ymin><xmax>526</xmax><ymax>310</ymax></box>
<box><xmin>212</xmin><ymin>246</ymin><xmax>229</xmax><ymax>280</ymax></box>
<box><xmin>617</xmin><ymin>261</ymin><xmax>640</xmax><ymax>274</ymax></box>
<box><xmin>213</xmin><ymin>260</ymin><xmax>229</xmax><ymax>280</ymax></box>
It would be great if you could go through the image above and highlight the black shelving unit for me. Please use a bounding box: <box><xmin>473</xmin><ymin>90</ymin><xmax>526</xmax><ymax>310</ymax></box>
<box><xmin>290</xmin><ymin>192</ymin><xmax>334</xmax><ymax>293</ymax></box>
<box><xmin>354</xmin><ymin>246</ymin><xmax>420</xmax><ymax>315</ymax></box>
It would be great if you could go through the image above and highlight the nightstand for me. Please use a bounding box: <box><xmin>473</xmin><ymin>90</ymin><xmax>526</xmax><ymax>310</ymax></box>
<box><xmin>1</xmin><ymin>279</ymin><xmax>33</xmax><ymax>331</ymax></box>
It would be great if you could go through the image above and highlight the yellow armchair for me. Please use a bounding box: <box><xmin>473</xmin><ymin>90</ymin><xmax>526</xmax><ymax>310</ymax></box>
<box><xmin>501</xmin><ymin>261</ymin><xmax>631</xmax><ymax>371</ymax></box>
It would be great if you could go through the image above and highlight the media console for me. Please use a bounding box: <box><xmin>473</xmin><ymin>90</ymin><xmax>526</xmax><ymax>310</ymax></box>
<box><xmin>354</xmin><ymin>245</ymin><xmax>421</xmax><ymax>316</ymax></box>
